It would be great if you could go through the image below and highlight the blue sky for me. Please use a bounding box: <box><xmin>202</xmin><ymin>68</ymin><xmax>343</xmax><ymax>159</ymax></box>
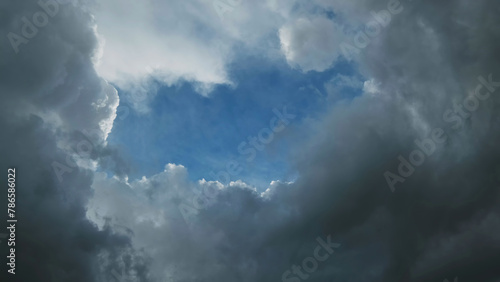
<box><xmin>108</xmin><ymin>49</ymin><xmax>361</xmax><ymax>190</ymax></box>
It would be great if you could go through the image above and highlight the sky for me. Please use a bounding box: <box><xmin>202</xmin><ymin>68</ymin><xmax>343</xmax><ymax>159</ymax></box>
<box><xmin>1</xmin><ymin>0</ymin><xmax>500</xmax><ymax>281</ymax></box>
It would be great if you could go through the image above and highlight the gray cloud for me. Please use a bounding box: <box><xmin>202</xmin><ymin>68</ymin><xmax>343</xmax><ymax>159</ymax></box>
<box><xmin>0</xmin><ymin>0</ymin><xmax>147</xmax><ymax>281</ymax></box>
<box><xmin>2</xmin><ymin>0</ymin><xmax>500</xmax><ymax>281</ymax></box>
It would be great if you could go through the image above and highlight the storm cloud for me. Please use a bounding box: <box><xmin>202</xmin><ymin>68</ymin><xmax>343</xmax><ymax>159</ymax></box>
<box><xmin>1</xmin><ymin>0</ymin><xmax>500</xmax><ymax>281</ymax></box>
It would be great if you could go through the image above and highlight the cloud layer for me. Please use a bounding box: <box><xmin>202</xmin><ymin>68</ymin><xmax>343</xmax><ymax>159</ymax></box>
<box><xmin>2</xmin><ymin>0</ymin><xmax>500</xmax><ymax>281</ymax></box>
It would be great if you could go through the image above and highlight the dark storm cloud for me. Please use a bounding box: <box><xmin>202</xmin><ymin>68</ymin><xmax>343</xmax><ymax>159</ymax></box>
<box><xmin>280</xmin><ymin>0</ymin><xmax>500</xmax><ymax>281</ymax></box>
<box><xmin>0</xmin><ymin>115</ymin><xmax>148</xmax><ymax>282</ymax></box>
<box><xmin>123</xmin><ymin>0</ymin><xmax>500</xmax><ymax>281</ymax></box>
<box><xmin>0</xmin><ymin>0</ymin><xmax>147</xmax><ymax>281</ymax></box>
<box><xmin>2</xmin><ymin>0</ymin><xmax>500</xmax><ymax>281</ymax></box>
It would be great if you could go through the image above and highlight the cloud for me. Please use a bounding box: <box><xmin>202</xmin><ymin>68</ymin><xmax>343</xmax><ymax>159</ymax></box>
<box><xmin>91</xmin><ymin>0</ymin><xmax>296</xmax><ymax>112</ymax></box>
<box><xmin>279</xmin><ymin>16</ymin><xmax>346</xmax><ymax>72</ymax></box>
<box><xmin>283</xmin><ymin>0</ymin><xmax>500</xmax><ymax>281</ymax></box>
<box><xmin>88</xmin><ymin>165</ymin><xmax>299</xmax><ymax>281</ymax></box>
<box><xmin>87</xmin><ymin>0</ymin><xmax>500</xmax><ymax>280</ymax></box>
<box><xmin>92</xmin><ymin>0</ymin><xmax>233</xmax><ymax>91</ymax></box>
<box><xmin>0</xmin><ymin>0</ymin><xmax>146</xmax><ymax>281</ymax></box>
<box><xmin>3</xmin><ymin>0</ymin><xmax>500</xmax><ymax>281</ymax></box>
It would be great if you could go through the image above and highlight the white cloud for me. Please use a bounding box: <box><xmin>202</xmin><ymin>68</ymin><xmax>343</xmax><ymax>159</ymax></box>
<box><xmin>91</xmin><ymin>0</ymin><xmax>293</xmax><ymax>112</ymax></box>
<box><xmin>279</xmin><ymin>16</ymin><xmax>346</xmax><ymax>72</ymax></box>
<box><xmin>363</xmin><ymin>78</ymin><xmax>381</xmax><ymax>96</ymax></box>
<box><xmin>91</xmin><ymin>0</ymin><xmax>383</xmax><ymax>105</ymax></box>
<box><xmin>261</xmin><ymin>180</ymin><xmax>292</xmax><ymax>199</ymax></box>
<box><xmin>91</xmin><ymin>0</ymin><xmax>236</xmax><ymax>109</ymax></box>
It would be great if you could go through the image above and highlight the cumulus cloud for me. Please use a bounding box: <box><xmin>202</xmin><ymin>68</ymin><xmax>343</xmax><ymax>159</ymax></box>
<box><xmin>88</xmin><ymin>164</ymin><xmax>299</xmax><ymax>281</ymax></box>
<box><xmin>0</xmin><ymin>0</ymin><xmax>145</xmax><ymax>281</ymax></box>
<box><xmin>3</xmin><ymin>0</ymin><xmax>500</xmax><ymax>281</ymax></box>
<box><xmin>285</xmin><ymin>0</ymin><xmax>500</xmax><ymax>281</ymax></box>
<box><xmin>92</xmin><ymin>0</ymin><xmax>230</xmax><ymax>84</ymax></box>
<box><xmin>88</xmin><ymin>0</ymin><xmax>500</xmax><ymax>281</ymax></box>
<box><xmin>91</xmin><ymin>0</ymin><xmax>296</xmax><ymax>112</ymax></box>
